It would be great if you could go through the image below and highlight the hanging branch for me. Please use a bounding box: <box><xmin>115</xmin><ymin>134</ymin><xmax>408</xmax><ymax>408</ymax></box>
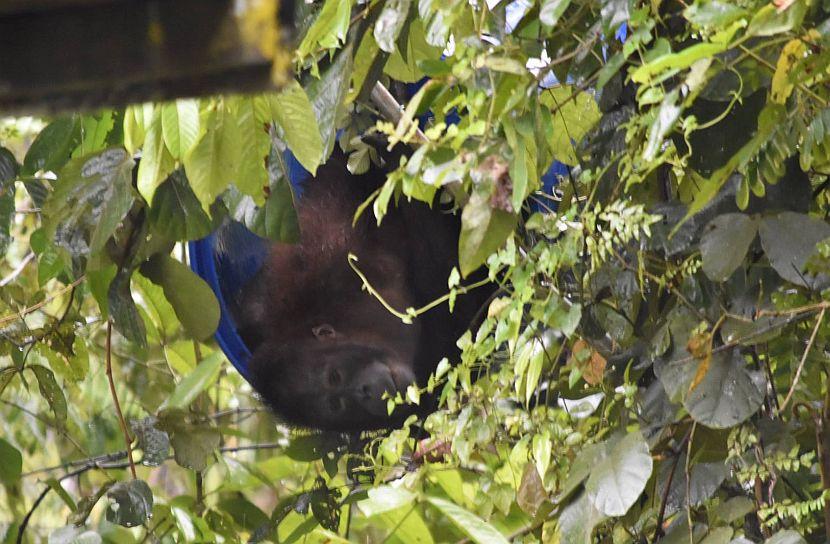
<box><xmin>105</xmin><ymin>320</ymin><xmax>137</xmax><ymax>479</ymax></box>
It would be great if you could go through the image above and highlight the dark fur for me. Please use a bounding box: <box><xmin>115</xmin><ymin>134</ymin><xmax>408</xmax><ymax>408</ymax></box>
<box><xmin>239</xmin><ymin>150</ymin><xmax>489</xmax><ymax>431</ymax></box>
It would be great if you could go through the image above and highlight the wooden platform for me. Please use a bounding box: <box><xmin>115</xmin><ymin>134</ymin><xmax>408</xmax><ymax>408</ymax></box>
<box><xmin>0</xmin><ymin>0</ymin><xmax>295</xmax><ymax>114</ymax></box>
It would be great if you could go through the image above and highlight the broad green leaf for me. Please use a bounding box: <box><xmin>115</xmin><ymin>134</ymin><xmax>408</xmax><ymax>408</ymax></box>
<box><xmin>765</xmin><ymin>530</ymin><xmax>807</xmax><ymax>544</ymax></box>
<box><xmin>699</xmin><ymin>213</ymin><xmax>758</xmax><ymax>281</ymax></box>
<box><xmin>48</xmin><ymin>526</ymin><xmax>102</xmax><ymax>544</ymax></box>
<box><xmin>427</xmin><ymin>496</ymin><xmax>509</xmax><ymax>544</ymax></box>
<box><xmin>30</xmin><ymin>364</ymin><xmax>68</xmax><ymax>423</ymax></box>
<box><xmin>296</xmin><ymin>0</ymin><xmax>350</xmax><ymax>58</ymax></box>
<box><xmin>124</xmin><ymin>103</ymin><xmax>155</xmax><ymax>154</ymax></box>
<box><xmin>132</xmin><ymin>272</ymin><xmax>179</xmax><ymax>342</ymax></box>
<box><xmin>140</xmin><ymin>254</ymin><xmax>220</xmax><ymax>341</ymax></box>
<box><xmin>183</xmin><ymin>104</ymin><xmax>242</xmax><ymax>211</ymax></box>
<box><xmin>699</xmin><ymin>527</ymin><xmax>733</xmax><ymax>544</ymax></box>
<box><xmin>746</xmin><ymin>2</ymin><xmax>806</xmax><ymax>38</ymax></box>
<box><xmin>131</xmin><ymin>417</ymin><xmax>170</xmax><ymax>467</ymax></box>
<box><xmin>229</xmin><ymin>96</ymin><xmax>270</xmax><ymax>203</ymax></box>
<box><xmin>632</xmin><ymin>41</ymin><xmax>727</xmax><ymax>84</ymax></box>
<box><xmin>137</xmin><ymin>108</ymin><xmax>175</xmax><ymax>205</ymax></box>
<box><xmin>224</xmin><ymin>142</ymin><xmax>301</xmax><ymax>242</ymax></box>
<box><xmin>684</xmin><ymin>1</ymin><xmax>748</xmax><ymax>28</ymax></box>
<box><xmin>22</xmin><ymin>116</ymin><xmax>81</xmax><ymax>176</ymax></box>
<box><xmin>307</xmin><ymin>46</ymin><xmax>354</xmax><ymax>160</ymax></box>
<box><xmin>73</xmin><ymin>111</ymin><xmax>115</xmax><ymax>158</ymax></box>
<box><xmin>108</xmin><ymin>268</ymin><xmax>147</xmax><ymax>347</ymax></box>
<box><xmin>158</xmin><ymin>412</ymin><xmax>221</xmax><ymax>471</ymax></box>
<box><xmin>374</xmin><ymin>0</ymin><xmax>412</xmax><ymax>53</ymax></box>
<box><xmin>644</xmin><ymin>91</ymin><xmax>681</xmax><ymax>161</ymax></box>
<box><xmin>217</xmin><ymin>496</ymin><xmax>270</xmax><ymax>532</ymax></box>
<box><xmin>106</xmin><ymin>480</ymin><xmax>153</xmax><ymax>527</ymax></box>
<box><xmin>759</xmin><ymin>212</ymin><xmax>830</xmax><ymax>287</ymax></box>
<box><xmin>0</xmin><ymin>147</ymin><xmax>18</xmax><ymax>253</ymax></box>
<box><xmin>558</xmin><ymin>492</ymin><xmax>606</xmax><ymax>544</ymax></box>
<box><xmin>541</xmin><ymin>86</ymin><xmax>600</xmax><ymax>165</ymax></box>
<box><xmin>43</xmin><ymin>147</ymin><xmax>135</xmax><ymax>258</ymax></box>
<box><xmin>540</xmin><ymin>0</ymin><xmax>572</xmax><ymax>27</ymax></box>
<box><xmin>161</xmin><ymin>99</ymin><xmax>200</xmax><ymax>160</ymax></box>
<box><xmin>585</xmin><ymin>431</ymin><xmax>653</xmax><ymax>516</ymax></box>
<box><xmin>160</xmin><ymin>350</ymin><xmax>224</xmax><ymax>410</ymax></box>
<box><xmin>270</xmin><ymin>81</ymin><xmax>324</xmax><ymax>174</ymax></box>
<box><xmin>384</xmin><ymin>19</ymin><xmax>442</xmax><ymax>82</ymax></box>
<box><xmin>359</xmin><ymin>486</ymin><xmax>418</xmax><ymax>517</ymax></box>
<box><xmin>684</xmin><ymin>350</ymin><xmax>766</xmax><ymax>428</ymax></box>
<box><xmin>147</xmin><ymin>170</ymin><xmax>216</xmax><ymax>242</ymax></box>
<box><xmin>458</xmin><ymin>192</ymin><xmax>516</xmax><ymax>277</ymax></box>
<box><xmin>0</xmin><ymin>437</ymin><xmax>22</xmax><ymax>486</ymax></box>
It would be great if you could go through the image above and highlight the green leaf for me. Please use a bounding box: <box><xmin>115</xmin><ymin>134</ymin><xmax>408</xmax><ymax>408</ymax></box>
<box><xmin>136</xmin><ymin>108</ymin><xmax>175</xmax><ymax>205</ymax></box>
<box><xmin>759</xmin><ymin>212</ymin><xmax>830</xmax><ymax>287</ymax></box>
<box><xmin>147</xmin><ymin>170</ymin><xmax>216</xmax><ymax>242</ymax></box>
<box><xmin>30</xmin><ymin>364</ymin><xmax>68</xmax><ymax>423</ymax></box>
<box><xmin>359</xmin><ymin>486</ymin><xmax>417</xmax><ymax>517</ymax></box>
<box><xmin>296</xmin><ymin>0</ymin><xmax>350</xmax><ymax>58</ymax></box>
<box><xmin>108</xmin><ymin>268</ymin><xmax>147</xmax><ymax>347</ymax></box>
<box><xmin>585</xmin><ymin>431</ymin><xmax>653</xmax><ymax>516</ymax></box>
<box><xmin>0</xmin><ymin>147</ymin><xmax>18</xmax><ymax>254</ymax></box>
<box><xmin>74</xmin><ymin>111</ymin><xmax>115</xmax><ymax>158</ymax></box>
<box><xmin>228</xmin><ymin>97</ymin><xmax>270</xmax><ymax>204</ymax></box>
<box><xmin>684</xmin><ymin>350</ymin><xmax>766</xmax><ymax>428</ymax></box>
<box><xmin>374</xmin><ymin>0</ymin><xmax>412</xmax><ymax>53</ymax></box>
<box><xmin>140</xmin><ymin>254</ymin><xmax>220</xmax><ymax>341</ymax></box>
<box><xmin>541</xmin><ymin>86</ymin><xmax>600</xmax><ymax>165</ymax></box>
<box><xmin>158</xmin><ymin>411</ymin><xmax>221</xmax><ymax>471</ymax></box>
<box><xmin>269</xmin><ymin>81</ymin><xmax>324</xmax><ymax>174</ymax></box>
<box><xmin>43</xmin><ymin>147</ymin><xmax>135</xmax><ymax>258</ymax></box>
<box><xmin>459</xmin><ymin>192</ymin><xmax>516</xmax><ymax>277</ymax></box>
<box><xmin>746</xmin><ymin>2</ymin><xmax>806</xmax><ymax>38</ymax></box>
<box><xmin>131</xmin><ymin>417</ymin><xmax>170</xmax><ymax>467</ymax></box>
<box><xmin>160</xmin><ymin>350</ymin><xmax>224</xmax><ymax>410</ymax></box>
<box><xmin>384</xmin><ymin>19</ymin><xmax>442</xmax><ymax>82</ymax></box>
<box><xmin>0</xmin><ymin>437</ymin><xmax>22</xmax><ymax>486</ymax></box>
<box><xmin>765</xmin><ymin>530</ymin><xmax>807</xmax><ymax>544</ymax></box>
<box><xmin>218</xmin><ymin>496</ymin><xmax>270</xmax><ymax>532</ymax></box>
<box><xmin>106</xmin><ymin>480</ymin><xmax>153</xmax><ymax>527</ymax></box>
<box><xmin>699</xmin><ymin>213</ymin><xmax>758</xmax><ymax>281</ymax></box>
<box><xmin>161</xmin><ymin>99</ymin><xmax>200</xmax><ymax>160</ymax></box>
<box><xmin>48</xmin><ymin>526</ymin><xmax>103</xmax><ymax>544</ymax></box>
<box><xmin>426</xmin><ymin>496</ymin><xmax>509</xmax><ymax>544</ymax></box>
<box><xmin>684</xmin><ymin>1</ymin><xmax>748</xmax><ymax>28</ymax></box>
<box><xmin>22</xmin><ymin>116</ymin><xmax>81</xmax><ymax>176</ymax></box>
<box><xmin>307</xmin><ymin>46</ymin><xmax>354</xmax><ymax>160</ymax></box>
<box><xmin>699</xmin><ymin>527</ymin><xmax>733</xmax><ymax>544</ymax></box>
<box><xmin>540</xmin><ymin>0</ymin><xmax>572</xmax><ymax>27</ymax></box>
<box><xmin>643</xmin><ymin>91</ymin><xmax>682</xmax><ymax>162</ymax></box>
<box><xmin>559</xmin><ymin>492</ymin><xmax>606</xmax><ymax>544</ymax></box>
<box><xmin>183</xmin><ymin>104</ymin><xmax>242</xmax><ymax>211</ymax></box>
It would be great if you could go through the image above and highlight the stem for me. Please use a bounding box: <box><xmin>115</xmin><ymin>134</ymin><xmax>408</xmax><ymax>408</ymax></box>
<box><xmin>106</xmin><ymin>320</ymin><xmax>137</xmax><ymax>479</ymax></box>
<box><xmin>780</xmin><ymin>308</ymin><xmax>825</xmax><ymax>412</ymax></box>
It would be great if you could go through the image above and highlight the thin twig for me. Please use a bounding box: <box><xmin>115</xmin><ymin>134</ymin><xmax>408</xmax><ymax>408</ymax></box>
<box><xmin>105</xmin><ymin>320</ymin><xmax>137</xmax><ymax>479</ymax></box>
<box><xmin>780</xmin><ymin>308</ymin><xmax>825</xmax><ymax>412</ymax></box>
<box><xmin>0</xmin><ymin>252</ymin><xmax>34</xmax><ymax>287</ymax></box>
<box><xmin>0</xmin><ymin>275</ymin><xmax>85</xmax><ymax>327</ymax></box>
<box><xmin>685</xmin><ymin>423</ymin><xmax>697</xmax><ymax>544</ymax></box>
<box><xmin>16</xmin><ymin>460</ymin><xmax>132</xmax><ymax>544</ymax></box>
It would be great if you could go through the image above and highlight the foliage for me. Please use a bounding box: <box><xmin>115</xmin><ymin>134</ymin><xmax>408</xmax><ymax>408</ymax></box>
<box><xmin>2</xmin><ymin>0</ymin><xmax>830</xmax><ymax>542</ymax></box>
